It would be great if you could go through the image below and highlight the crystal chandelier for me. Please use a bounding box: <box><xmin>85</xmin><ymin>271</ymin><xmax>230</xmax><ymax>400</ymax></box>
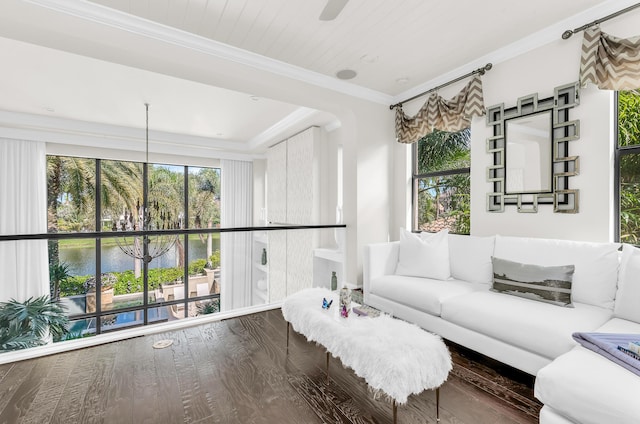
<box><xmin>114</xmin><ymin>103</ymin><xmax>178</xmax><ymax>264</ymax></box>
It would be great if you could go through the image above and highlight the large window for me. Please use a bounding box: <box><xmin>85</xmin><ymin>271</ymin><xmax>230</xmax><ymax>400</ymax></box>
<box><xmin>616</xmin><ymin>90</ymin><xmax>640</xmax><ymax>244</ymax></box>
<box><xmin>47</xmin><ymin>156</ymin><xmax>221</xmax><ymax>339</ymax></box>
<box><xmin>413</xmin><ymin>128</ymin><xmax>471</xmax><ymax>234</ymax></box>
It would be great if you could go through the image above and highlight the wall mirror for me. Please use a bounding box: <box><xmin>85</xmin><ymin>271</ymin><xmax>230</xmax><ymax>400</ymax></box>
<box><xmin>486</xmin><ymin>82</ymin><xmax>580</xmax><ymax>213</ymax></box>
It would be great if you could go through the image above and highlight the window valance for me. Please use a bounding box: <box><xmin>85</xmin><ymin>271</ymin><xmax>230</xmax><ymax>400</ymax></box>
<box><xmin>580</xmin><ymin>25</ymin><xmax>640</xmax><ymax>90</ymax></box>
<box><xmin>395</xmin><ymin>75</ymin><xmax>485</xmax><ymax>144</ymax></box>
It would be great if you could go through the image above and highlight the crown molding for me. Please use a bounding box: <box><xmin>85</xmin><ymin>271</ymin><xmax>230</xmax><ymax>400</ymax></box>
<box><xmin>24</xmin><ymin>0</ymin><xmax>393</xmax><ymax>106</ymax></box>
<box><xmin>391</xmin><ymin>0</ymin><xmax>640</xmax><ymax>106</ymax></box>
<box><xmin>0</xmin><ymin>109</ymin><xmax>264</xmax><ymax>160</ymax></box>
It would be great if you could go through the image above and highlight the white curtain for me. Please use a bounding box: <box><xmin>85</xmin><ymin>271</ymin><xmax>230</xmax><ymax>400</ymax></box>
<box><xmin>220</xmin><ymin>159</ymin><xmax>253</xmax><ymax>311</ymax></box>
<box><xmin>0</xmin><ymin>139</ymin><xmax>49</xmax><ymax>302</ymax></box>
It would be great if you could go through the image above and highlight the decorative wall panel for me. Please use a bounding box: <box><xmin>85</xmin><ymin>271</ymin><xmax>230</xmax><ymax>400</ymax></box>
<box><xmin>266</xmin><ymin>140</ymin><xmax>287</xmax><ymax>301</ymax></box>
<box><xmin>265</xmin><ymin>127</ymin><xmax>320</xmax><ymax>300</ymax></box>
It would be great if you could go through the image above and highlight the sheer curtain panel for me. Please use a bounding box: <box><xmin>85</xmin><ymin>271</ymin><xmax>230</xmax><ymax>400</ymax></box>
<box><xmin>580</xmin><ymin>25</ymin><xmax>640</xmax><ymax>90</ymax></box>
<box><xmin>220</xmin><ymin>159</ymin><xmax>253</xmax><ymax>311</ymax></box>
<box><xmin>0</xmin><ymin>139</ymin><xmax>49</xmax><ymax>302</ymax></box>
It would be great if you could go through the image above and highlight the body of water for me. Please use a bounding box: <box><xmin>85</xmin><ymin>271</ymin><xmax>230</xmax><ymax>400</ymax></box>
<box><xmin>60</xmin><ymin>236</ymin><xmax>221</xmax><ymax>276</ymax></box>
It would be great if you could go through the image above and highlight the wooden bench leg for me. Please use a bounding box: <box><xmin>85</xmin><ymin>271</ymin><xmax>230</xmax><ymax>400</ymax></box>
<box><xmin>286</xmin><ymin>322</ymin><xmax>290</xmax><ymax>352</ymax></box>
<box><xmin>326</xmin><ymin>351</ymin><xmax>330</xmax><ymax>383</ymax></box>
<box><xmin>436</xmin><ymin>387</ymin><xmax>440</xmax><ymax>422</ymax></box>
<box><xmin>392</xmin><ymin>400</ymin><xmax>397</xmax><ymax>424</ymax></box>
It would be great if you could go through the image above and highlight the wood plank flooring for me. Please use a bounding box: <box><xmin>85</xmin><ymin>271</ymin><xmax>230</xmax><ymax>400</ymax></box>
<box><xmin>0</xmin><ymin>309</ymin><xmax>541</xmax><ymax>423</ymax></box>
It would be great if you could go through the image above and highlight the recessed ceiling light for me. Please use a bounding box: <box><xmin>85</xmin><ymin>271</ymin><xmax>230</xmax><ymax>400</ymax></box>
<box><xmin>395</xmin><ymin>77</ymin><xmax>410</xmax><ymax>84</ymax></box>
<box><xmin>250</xmin><ymin>96</ymin><xmax>260</xmax><ymax>101</ymax></box>
<box><xmin>336</xmin><ymin>69</ymin><xmax>357</xmax><ymax>80</ymax></box>
<box><xmin>43</xmin><ymin>106</ymin><xmax>55</xmax><ymax>112</ymax></box>
<box><xmin>360</xmin><ymin>54</ymin><xmax>378</xmax><ymax>64</ymax></box>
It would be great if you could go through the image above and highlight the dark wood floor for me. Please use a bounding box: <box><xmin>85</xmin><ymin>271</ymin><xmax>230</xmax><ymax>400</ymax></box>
<box><xmin>0</xmin><ymin>309</ymin><xmax>541</xmax><ymax>423</ymax></box>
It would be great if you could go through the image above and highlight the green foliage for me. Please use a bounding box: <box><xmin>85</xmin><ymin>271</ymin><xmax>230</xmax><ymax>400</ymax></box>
<box><xmin>188</xmin><ymin>259</ymin><xmax>208</xmax><ymax>275</ymax></box>
<box><xmin>197</xmin><ymin>299</ymin><xmax>220</xmax><ymax>315</ymax></box>
<box><xmin>415</xmin><ymin>128</ymin><xmax>471</xmax><ymax>235</ymax></box>
<box><xmin>619</xmin><ymin>90</ymin><xmax>640</xmax><ymax>244</ymax></box>
<box><xmin>60</xmin><ymin>255</ymin><xmax>218</xmax><ymax>298</ymax></box>
<box><xmin>621</xmin><ymin>179</ymin><xmax>640</xmax><ymax>244</ymax></box>
<box><xmin>59</xmin><ymin>275</ymin><xmax>87</xmax><ymax>297</ymax></box>
<box><xmin>0</xmin><ymin>296</ymin><xmax>69</xmax><ymax>352</ymax></box>
<box><xmin>189</xmin><ymin>167</ymin><xmax>221</xmax><ymax>227</ymax></box>
<box><xmin>112</xmin><ymin>268</ymin><xmax>183</xmax><ymax>296</ymax></box>
<box><xmin>209</xmin><ymin>250</ymin><xmax>220</xmax><ymax>269</ymax></box>
<box><xmin>619</xmin><ymin>90</ymin><xmax>640</xmax><ymax>148</ymax></box>
<box><xmin>416</xmin><ymin>128</ymin><xmax>470</xmax><ymax>173</ymax></box>
<box><xmin>49</xmin><ymin>262</ymin><xmax>71</xmax><ymax>300</ymax></box>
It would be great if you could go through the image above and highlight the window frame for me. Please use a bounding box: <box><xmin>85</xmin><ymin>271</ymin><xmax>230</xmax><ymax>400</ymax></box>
<box><xmin>411</xmin><ymin>130</ymin><xmax>471</xmax><ymax>233</ymax></box>
<box><xmin>46</xmin><ymin>154</ymin><xmax>222</xmax><ymax>336</ymax></box>
<box><xmin>615</xmin><ymin>91</ymin><xmax>640</xmax><ymax>243</ymax></box>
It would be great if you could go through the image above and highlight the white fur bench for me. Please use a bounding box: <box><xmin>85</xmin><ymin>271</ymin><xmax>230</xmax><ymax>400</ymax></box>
<box><xmin>282</xmin><ymin>288</ymin><xmax>451</xmax><ymax>423</ymax></box>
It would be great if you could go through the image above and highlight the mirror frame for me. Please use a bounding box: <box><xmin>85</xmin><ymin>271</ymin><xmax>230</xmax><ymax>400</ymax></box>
<box><xmin>486</xmin><ymin>82</ymin><xmax>580</xmax><ymax>213</ymax></box>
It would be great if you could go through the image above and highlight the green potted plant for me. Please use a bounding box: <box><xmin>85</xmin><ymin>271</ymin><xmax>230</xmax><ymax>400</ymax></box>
<box><xmin>0</xmin><ymin>296</ymin><xmax>69</xmax><ymax>352</ymax></box>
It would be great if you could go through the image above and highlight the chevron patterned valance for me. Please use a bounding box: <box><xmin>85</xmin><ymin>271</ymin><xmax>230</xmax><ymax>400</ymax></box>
<box><xmin>580</xmin><ymin>25</ymin><xmax>640</xmax><ymax>90</ymax></box>
<box><xmin>395</xmin><ymin>75</ymin><xmax>485</xmax><ymax>144</ymax></box>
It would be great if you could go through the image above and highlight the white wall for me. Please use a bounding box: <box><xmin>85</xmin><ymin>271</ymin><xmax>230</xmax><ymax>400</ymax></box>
<box><xmin>252</xmin><ymin>158</ymin><xmax>266</xmax><ymax>226</ymax></box>
<box><xmin>472</xmin><ymin>71</ymin><xmax>614</xmax><ymax>242</ymax></box>
<box><xmin>392</xmin><ymin>9</ymin><xmax>640</xmax><ymax>243</ymax></box>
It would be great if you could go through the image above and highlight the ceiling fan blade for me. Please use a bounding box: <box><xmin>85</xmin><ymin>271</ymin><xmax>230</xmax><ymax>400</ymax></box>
<box><xmin>319</xmin><ymin>0</ymin><xmax>349</xmax><ymax>21</ymax></box>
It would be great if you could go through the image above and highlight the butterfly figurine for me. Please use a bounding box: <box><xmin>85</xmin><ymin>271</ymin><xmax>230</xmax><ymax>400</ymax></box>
<box><xmin>322</xmin><ymin>297</ymin><xmax>333</xmax><ymax>309</ymax></box>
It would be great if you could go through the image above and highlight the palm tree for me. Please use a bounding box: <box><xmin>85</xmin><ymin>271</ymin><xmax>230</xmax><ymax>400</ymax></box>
<box><xmin>49</xmin><ymin>262</ymin><xmax>71</xmax><ymax>301</ymax></box>
<box><xmin>149</xmin><ymin>165</ymin><xmax>185</xmax><ymax>268</ymax></box>
<box><xmin>48</xmin><ymin>157</ymin><xmax>143</xmax><ymax>234</ymax></box>
<box><xmin>189</xmin><ymin>168</ymin><xmax>221</xmax><ymax>263</ymax></box>
<box><xmin>47</xmin><ymin>156</ymin><xmax>143</xmax><ymax>288</ymax></box>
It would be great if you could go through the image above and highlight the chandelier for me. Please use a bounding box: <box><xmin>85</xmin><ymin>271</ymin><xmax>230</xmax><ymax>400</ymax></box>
<box><xmin>114</xmin><ymin>103</ymin><xmax>179</xmax><ymax>264</ymax></box>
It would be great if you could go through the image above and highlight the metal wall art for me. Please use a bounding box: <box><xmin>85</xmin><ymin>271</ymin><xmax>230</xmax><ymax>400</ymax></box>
<box><xmin>486</xmin><ymin>82</ymin><xmax>580</xmax><ymax>213</ymax></box>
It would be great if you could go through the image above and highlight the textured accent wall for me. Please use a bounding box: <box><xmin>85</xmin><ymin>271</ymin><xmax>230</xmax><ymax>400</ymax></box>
<box><xmin>267</xmin><ymin>141</ymin><xmax>287</xmax><ymax>223</ymax></box>
<box><xmin>265</xmin><ymin>127</ymin><xmax>320</xmax><ymax>300</ymax></box>
<box><xmin>267</xmin><ymin>141</ymin><xmax>288</xmax><ymax>302</ymax></box>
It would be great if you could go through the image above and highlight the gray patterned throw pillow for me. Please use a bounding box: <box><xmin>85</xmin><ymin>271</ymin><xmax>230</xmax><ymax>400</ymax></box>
<box><xmin>491</xmin><ymin>257</ymin><xmax>575</xmax><ymax>307</ymax></box>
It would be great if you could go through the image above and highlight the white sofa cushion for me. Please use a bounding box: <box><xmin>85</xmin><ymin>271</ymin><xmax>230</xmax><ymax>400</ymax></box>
<box><xmin>493</xmin><ymin>235</ymin><xmax>620</xmax><ymax>309</ymax></box>
<box><xmin>448</xmin><ymin>234</ymin><xmax>495</xmax><ymax>284</ymax></box>
<box><xmin>615</xmin><ymin>244</ymin><xmax>640</xmax><ymax>324</ymax></box>
<box><xmin>370</xmin><ymin>274</ymin><xmax>479</xmax><ymax>316</ymax></box>
<box><xmin>535</xmin><ymin>318</ymin><xmax>640</xmax><ymax>424</ymax></box>
<box><xmin>441</xmin><ymin>291</ymin><xmax>612</xmax><ymax>359</ymax></box>
<box><xmin>395</xmin><ymin>229</ymin><xmax>450</xmax><ymax>280</ymax></box>
<box><xmin>539</xmin><ymin>406</ymin><xmax>579</xmax><ymax>424</ymax></box>
<box><xmin>596</xmin><ymin>317</ymin><xmax>640</xmax><ymax>333</ymax></box>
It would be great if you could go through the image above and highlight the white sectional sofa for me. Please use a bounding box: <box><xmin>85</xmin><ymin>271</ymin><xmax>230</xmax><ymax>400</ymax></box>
<box><xmin>363</xmin><ymin>232</ymin><xmax>640</xmax><ymax>424</ymax></box>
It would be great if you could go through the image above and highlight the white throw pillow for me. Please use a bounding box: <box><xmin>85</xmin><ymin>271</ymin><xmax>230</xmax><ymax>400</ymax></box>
<box><xmin>615</xmin><ymin>244</ymin><xmax>640</xmax><ymax>323</ymax></box>
<box><xmin>395</xmin><ymin>228</ymin><xmax>451</xmax><ymax>280</ymax></box>
<box><xmin>448</xmin><ymin>234</ymin><xmax>495</xmax><ymax>284</ymax></box>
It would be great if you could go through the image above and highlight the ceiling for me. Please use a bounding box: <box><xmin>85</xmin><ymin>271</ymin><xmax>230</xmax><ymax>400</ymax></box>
<box><xmin>0</xmin><ymin>0</ymin><xmax>634</xmax><ymax>155</ymax></box>
<box><xmin>86</xmin><ymin>0</ymin><xmax>608</xmax><ymax>95</ymax></box>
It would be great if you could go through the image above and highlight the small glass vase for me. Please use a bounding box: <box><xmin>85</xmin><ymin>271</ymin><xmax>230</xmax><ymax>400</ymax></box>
<box><xmin>339</xmin><ymin>287</ymin><xmax>351</xmax><ymax>318</ymax></box>
<box><xmin>331</xmin><ymin>271</ymin><xmax>337</xmax><ymax>291</ymax></box>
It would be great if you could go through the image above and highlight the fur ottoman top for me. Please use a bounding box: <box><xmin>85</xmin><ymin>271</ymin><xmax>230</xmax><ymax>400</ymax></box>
<box><xmin>282</xmin><ymin>288</ymin><xmax>452</xmax><ymax>404</ymax></box>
